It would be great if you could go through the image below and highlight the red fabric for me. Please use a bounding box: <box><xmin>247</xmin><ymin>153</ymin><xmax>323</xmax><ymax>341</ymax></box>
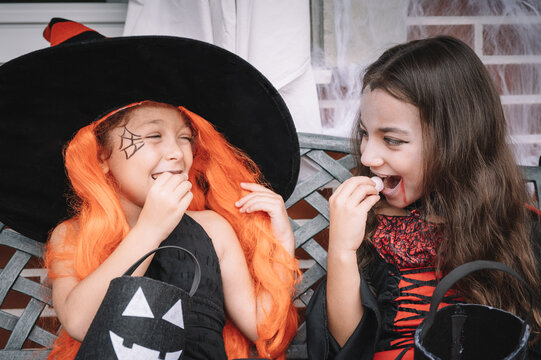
<box><xmin>374</xmin><ymin>348</ymin><xmax>414</xmax><ymax>360</ymax></box>
<box><xmin>371</xmin><ymin>212</ymin><xmax>452</xmax><ymax>359</ymax></box>
<box><xmin>374</xmin><ymin>269</ymin><xmax>456</xmax><ymax>359</ymax></box>
<box><xmin>526</xmin><ymin>203</ymin><xmax>541</xmax><ymax>216</ymax></box>
<box><xmin>43</xmin><ymin>20</ymin><xmax>97</xmax><ymax>46</ymax></box>
<box><xmin>373</xmin><ymin>210</ymin><xmax>444</xmax><ymax>268</ymax></box>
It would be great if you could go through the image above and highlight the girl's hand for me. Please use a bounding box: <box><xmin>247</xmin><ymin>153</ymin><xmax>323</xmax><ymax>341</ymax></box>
<box><xmin>137</xmin><ymin>172</ymin><xmax>193</xmax><ymax>241</ymax></box>
<box><xmin>328</xmin><ymin>176</ymin><xmax>380</xmax><ymax>253</ymax></box>
<box><xmin>236</xmin><ymin>182</ymin><xmax>295</xmax><ymax>256</ymax></box>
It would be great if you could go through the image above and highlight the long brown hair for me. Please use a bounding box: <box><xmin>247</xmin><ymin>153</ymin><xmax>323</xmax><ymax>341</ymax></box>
<box><xmin>45</xmin><ymin>101</ymin><xmax>300</xmax><ymax>359</ymax></box>
<box><xmin>353</xmin><ymin>36</ymin><xmax>541</xmax><ymax>340</ymax></box>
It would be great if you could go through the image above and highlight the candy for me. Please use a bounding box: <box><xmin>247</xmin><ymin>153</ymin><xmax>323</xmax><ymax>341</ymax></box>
<box><xmin>370</xmin><ymin>176</ymin><xmax>384</xmax><ymax>192</ymax></box>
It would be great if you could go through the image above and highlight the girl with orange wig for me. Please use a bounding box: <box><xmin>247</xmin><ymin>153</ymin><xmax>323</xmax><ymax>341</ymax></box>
<box><xmin>46</xmin><ymin>101</ymin><xmax>300</xmax><ymax>360</ymax></box>
<box><xmin>0</xmin><ymin>18</ymin><xmax>301</xmax><ymax>360</ymax></box>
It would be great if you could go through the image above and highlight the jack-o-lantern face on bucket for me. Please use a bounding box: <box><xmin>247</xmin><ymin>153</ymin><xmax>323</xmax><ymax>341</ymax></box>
<box><xmin>75</xmin><ymin>277</ymin><xmax>192</xmax><ymax>360</ymax></box>
<box><xmin>109</xmin><ymin>286</ymin><xmax>185</xmax><ymax>359</ymax></box>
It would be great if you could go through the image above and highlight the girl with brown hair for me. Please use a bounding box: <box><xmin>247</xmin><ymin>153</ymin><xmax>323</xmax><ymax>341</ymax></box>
<box><xmin>306</xmin><ymin>35</ymin><xmax>541</xmax><ymax>359</ymax></box>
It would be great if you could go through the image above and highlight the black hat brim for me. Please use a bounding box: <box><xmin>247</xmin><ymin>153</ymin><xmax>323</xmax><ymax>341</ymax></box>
<box><xmin>0</xmin><ymin>36</ymin><xmax>299</xmax><ymax>241</ymax></box>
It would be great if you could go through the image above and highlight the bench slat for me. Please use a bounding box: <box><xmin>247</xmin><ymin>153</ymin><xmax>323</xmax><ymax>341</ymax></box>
<box><xmin>6</xmin><ymin>298</ymin><xmax>45</xmax><ymax>349</ymax></box>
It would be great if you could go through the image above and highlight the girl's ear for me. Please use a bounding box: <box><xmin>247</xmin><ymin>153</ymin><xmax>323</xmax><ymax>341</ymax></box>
<box><xmin>98</xmin><ymin>154</ymin><xmax>110</xmax><ymax>174</ymax></box>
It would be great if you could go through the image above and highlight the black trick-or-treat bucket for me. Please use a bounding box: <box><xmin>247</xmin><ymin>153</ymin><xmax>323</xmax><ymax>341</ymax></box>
<box><xmin>414</xmin><ymin>260</ymin><xmax>533</xmax><ymax>360</ymax></box>
<box><xmin>75</xmin><ymin>246</ymin><xmax>201</xmax><ymax>360</ymax></box>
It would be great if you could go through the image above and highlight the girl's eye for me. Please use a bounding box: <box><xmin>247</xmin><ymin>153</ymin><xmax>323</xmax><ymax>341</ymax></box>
<box><xmin>178</xmin><ymin>136</ymin><xmax>193</xmax><ymax>144</ymax></box>
<box><xmin>384</xmin><ymin>137</ymin><xmax>406</xmax><ymax>146</ymax></box>
<box><xmin>146</xmin><ymin>134</ymin><xmax>161</xmax><ymax>139</ymax></box>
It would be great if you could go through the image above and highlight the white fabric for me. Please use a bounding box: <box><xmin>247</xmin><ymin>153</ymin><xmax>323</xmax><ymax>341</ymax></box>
<box><xmin>121</xmin><ymin>287</ymin><xmax>154</xmax><ymax>318</ymax></box>
<box><xmin>162</xmin><ymin>299</ymin><xmax>185</xmax><ymax>329</ymax></box>
<box><xmin>110</xmin><ymin>331</ymin><xmax>183</xmax><ymax>359</ymax></box>
<box><xmin>123</xmin><ymin>0</ymin><xmax>322</xmax><ymax>134</ymax></box>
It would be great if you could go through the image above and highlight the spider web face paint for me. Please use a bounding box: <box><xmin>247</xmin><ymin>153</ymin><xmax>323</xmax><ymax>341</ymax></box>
<box><xmin>119</xmin><ymin>127</ymin><xmax>144</xmax><ymax>159</ymax></box>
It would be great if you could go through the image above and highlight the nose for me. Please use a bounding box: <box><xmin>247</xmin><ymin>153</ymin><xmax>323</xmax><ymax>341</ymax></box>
<box><xmin>360</xmin><ymin>139</ymin><xmax>384</xmax><ymax>168</ymax></box>
<box><xmin>164</xmin><ymin>139</ymin><xmax>183</xmax><ymax>161</ymax></box>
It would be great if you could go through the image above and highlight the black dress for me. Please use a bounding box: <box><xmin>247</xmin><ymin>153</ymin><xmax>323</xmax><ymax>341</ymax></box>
<box><xmin>145</xmin><ymin>214</ymin><xmax>228</xmax><ymax>360</ymax></box>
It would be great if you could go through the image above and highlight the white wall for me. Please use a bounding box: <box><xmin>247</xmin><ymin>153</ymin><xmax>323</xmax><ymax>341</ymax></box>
<box><xmin>0</xmin><ymin>3</ymin><xmax>128</xmax><ymax>65</ymax></box>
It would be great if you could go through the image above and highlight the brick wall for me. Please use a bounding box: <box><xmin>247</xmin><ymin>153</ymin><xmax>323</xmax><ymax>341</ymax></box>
<box><xmin>407</xmin><ymin>0</ymin><xmax>541</xmax><ymax>166</ymax></box>
<box><xmin>316</xmin><ymin>0</ymin><xmax>541</xmax><ymax>166</ymax></box>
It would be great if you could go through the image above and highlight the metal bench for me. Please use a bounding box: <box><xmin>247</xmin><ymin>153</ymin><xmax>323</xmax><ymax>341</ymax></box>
<box><xmin>0</xmin><ymin>226</ymin><xmax>55</xmax><ymax>360</ymax></box>
<box><xmin>1</xmin><ymin>133</ymin><xmax>540</xmax><ymax>359</ymax></box>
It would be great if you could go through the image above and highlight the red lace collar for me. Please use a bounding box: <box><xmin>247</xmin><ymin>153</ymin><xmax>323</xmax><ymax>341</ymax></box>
<box><xmin>372</xmin><ymin>210</ymin><xmax>444</xmax><ymax>268</ymax></box>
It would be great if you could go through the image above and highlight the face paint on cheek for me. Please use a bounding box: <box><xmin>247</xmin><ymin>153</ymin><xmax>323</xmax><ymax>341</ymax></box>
<box><xmin>400</xmin><ymin>180</ymin><xmax>407</xmax><ymax>205</ymax></box>
<box><xmin>119</xmin><ymin>127</ymin><xmax>144</xmax><ymax>159</ymax></box>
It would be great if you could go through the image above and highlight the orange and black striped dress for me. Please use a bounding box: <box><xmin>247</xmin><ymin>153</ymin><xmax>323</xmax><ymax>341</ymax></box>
<box><xmin>371</xmin><ymin>209</ymin><xmax>456</xmax><ymax>359</ymax></box>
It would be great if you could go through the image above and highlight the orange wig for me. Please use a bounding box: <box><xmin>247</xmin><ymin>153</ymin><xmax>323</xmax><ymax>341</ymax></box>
<box><xmin>45</xmin><ymin>102</ymin><xmax>300</xmax><ymax>359</ymax></box>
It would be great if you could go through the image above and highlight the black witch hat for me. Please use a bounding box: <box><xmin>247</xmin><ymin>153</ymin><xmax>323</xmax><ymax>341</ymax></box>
<box><xmin>0</xmin><ymin>18</ymin><xmax>299</xmax><ymax>242</ymax></box>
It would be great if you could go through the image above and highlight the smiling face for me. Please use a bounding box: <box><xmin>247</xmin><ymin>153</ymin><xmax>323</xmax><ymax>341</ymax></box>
<box><xmin>359</xmin><ymin>88</ymin><xmax>424</xmax><ymax>208</ymax></box>
<box><xmin>101</xmin><ymin>105</ymin><xmax>194</xmax><ymax>219</ymax></box>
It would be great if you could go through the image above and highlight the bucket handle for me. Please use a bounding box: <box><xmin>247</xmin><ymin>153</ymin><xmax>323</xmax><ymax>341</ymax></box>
<box><xmin>420</xmin><ymin>260</ymin><xmax>534</xmax><ymax>342</ymax></box>
<box><xmin>123</xmin><ymin>245</ymin><xmax>201</xmax><ymax>297</ymax></box>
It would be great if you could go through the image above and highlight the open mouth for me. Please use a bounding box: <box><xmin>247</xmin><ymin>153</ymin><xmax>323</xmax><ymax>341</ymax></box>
<box><xmin>383</xmin><ymin>176</ymin><xmax>401</xmax><ymax>190</ymax></box>
<box><xmin>109</xmin><ymin>331</ymin><xmax>182</xmax><ymax>360</ymax></box>
<box><xmin>371</xmin><ymin>173</ymin><xmax>402</xmax><ymax>191</ymax></box>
